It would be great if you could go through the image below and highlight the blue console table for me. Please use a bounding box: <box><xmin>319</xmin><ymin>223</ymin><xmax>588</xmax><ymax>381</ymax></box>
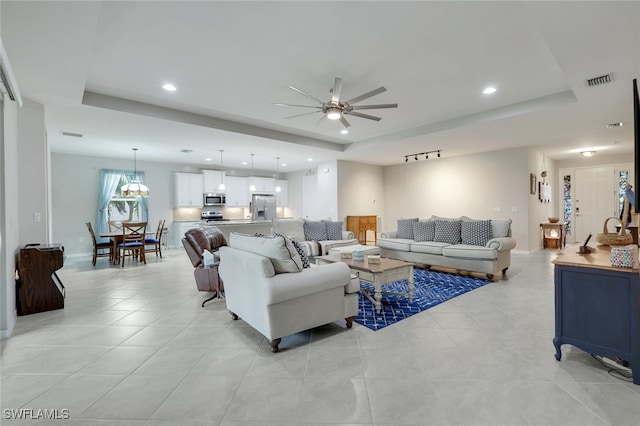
<box><xmin>552</xmin><ymin>246</ymin><xmax>640</xmax><ymax>384</ymax></box>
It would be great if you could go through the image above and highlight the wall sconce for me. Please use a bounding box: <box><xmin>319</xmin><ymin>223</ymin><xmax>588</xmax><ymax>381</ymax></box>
<box><xmin>404</xmin><ymin>150</ymin><xmax>442</xmax><ymax>163</ymax></box>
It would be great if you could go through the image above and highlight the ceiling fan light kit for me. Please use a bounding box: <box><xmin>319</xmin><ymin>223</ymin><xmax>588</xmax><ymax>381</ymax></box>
<box><xmin>275</xmin><ymin>77</ymin><xmax>398</xmax><ymax>128</ymax></box>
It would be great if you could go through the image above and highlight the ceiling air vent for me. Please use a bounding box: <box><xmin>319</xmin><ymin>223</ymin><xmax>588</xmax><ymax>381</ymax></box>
<box><xmin>61</xmin><ymin>131</ymin><xmax>83</xmax><ymax>138</ymax></box>
<box><xmin>585</xmin><ymin>73</ymin><xmax>613</xmax><ymax>87</ymax></box>
<box><xmin>606</xmin><ymin>122</ymin><xmax>623</xmax><ymax>128</ymax></box>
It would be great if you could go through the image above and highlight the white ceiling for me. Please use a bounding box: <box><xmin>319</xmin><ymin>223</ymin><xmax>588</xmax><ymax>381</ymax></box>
<box><xmin>2</xmin><ymin>1</ymin><xmax>639</xmax><ymax>173</ymax></box>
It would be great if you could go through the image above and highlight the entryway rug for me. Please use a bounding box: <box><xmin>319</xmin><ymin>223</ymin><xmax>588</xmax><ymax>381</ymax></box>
<box><xmin>355</xmin><ymin>269</ymin><xmax>490</xmax><ymax>331</ymax></box>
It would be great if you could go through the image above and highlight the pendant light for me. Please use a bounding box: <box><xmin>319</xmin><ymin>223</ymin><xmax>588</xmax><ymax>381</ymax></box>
<box><xmin>121</xmin><ymin>148</ymin><xmax>149</xmax><ymax>197</ymax></box>
<box><xmin>275</xmin><ymin>157</ymin><xmax>282</xmax><ymax>193</ymax></box>
<box><xmin>249</xmin><ymin>153</ymin><xmax>256</xmax><ymax>192</ymax></box>
<box><xmin>218</xmin><ymin>149</ymin><xmax>225</xmax><ymax>191</ymax></box>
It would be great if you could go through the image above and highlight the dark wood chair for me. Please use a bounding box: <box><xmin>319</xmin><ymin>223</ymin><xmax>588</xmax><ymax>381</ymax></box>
<box><xmin>118</xmin><ymin>222</ymin><xmax>147</xmax><ymax>267</ymax></box>
<box><xmin>145</xmin><ymin>219</ymin><xmax>165</xmax><ymax>258</ymax></box>
<box><xmin>86</xmin><ymin>222</ymin><xmax>112</xmax><ymax>266</ymax></box>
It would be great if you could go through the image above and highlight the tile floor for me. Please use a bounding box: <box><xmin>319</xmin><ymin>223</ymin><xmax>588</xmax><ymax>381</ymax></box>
<box><xmin>2</xmin><ymin>246</ymin><xmax>640</xmax><ymax>425</ymax></box>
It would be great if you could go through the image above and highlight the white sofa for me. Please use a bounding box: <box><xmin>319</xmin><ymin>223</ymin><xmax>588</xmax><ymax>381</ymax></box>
<box><xmin>218</xmin><ymin>232</ymin><xmax>359</xmax><ymax>352</ymax></box>
<box><xmin>378</xmin><ymin>217</ymin><xmax>516</xmax><ymax>280</ymax></box>
<box><xmin>272</xmin><ymin>218</ymin><xmax>358</xmax><ymax>258</ymax></box>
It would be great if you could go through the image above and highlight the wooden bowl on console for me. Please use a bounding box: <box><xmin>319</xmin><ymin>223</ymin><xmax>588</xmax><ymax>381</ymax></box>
<box><xmin>548</xmin><ymin>217</ymin><xmax>560</xmax><ymax>223</ymax></box>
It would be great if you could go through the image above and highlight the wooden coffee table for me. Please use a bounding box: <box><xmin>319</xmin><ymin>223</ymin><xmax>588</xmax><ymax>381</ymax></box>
<box><xmin>316</xmin><ymin>254</ymin><xmax>414</xmax><ymax>313</ymax></box>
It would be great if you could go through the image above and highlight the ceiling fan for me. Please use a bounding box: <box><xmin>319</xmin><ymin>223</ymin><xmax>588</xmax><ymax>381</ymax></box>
<box><xmin>273</xmin><ymin>77</ymin><xmax>398</xmax><ymax>128</ymax></box>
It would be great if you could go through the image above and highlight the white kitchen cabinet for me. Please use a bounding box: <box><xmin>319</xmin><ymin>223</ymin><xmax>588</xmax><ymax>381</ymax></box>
<box><xmin>202</xmin><ymin>169</ymin><xmax>225</xmax><ymax>193</ymax></box>
<box><xmin>252</xmin><ymin>176</ymin><xmax>275</xmax><ymax>193</ymax></box>
<box><xmin>174</xmin><ymin>172</ymin><xmax>203</xmax><ymax>207</ymax></box>
<box><xmin>275</xmin><ymin>179</ymin><xmax>288</xmax><ymax>207</ymax></box>
<box><xmin>225</xmin><ymin>175</ymin><xmax>250</xmax><ymax>207</ymax></box>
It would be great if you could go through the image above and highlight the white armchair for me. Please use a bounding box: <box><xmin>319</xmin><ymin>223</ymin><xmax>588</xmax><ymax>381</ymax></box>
<box><xmin>218</xmin><ymin>232</ymin><xmax>359</xmax><ymax>352</ymax></box>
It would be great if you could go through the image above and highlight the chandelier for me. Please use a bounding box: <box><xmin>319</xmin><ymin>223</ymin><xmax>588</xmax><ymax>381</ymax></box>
<box><xmin>121</xmin><ymin>148</ymin><xmax>149</xmax><ymax>197</ymax></box>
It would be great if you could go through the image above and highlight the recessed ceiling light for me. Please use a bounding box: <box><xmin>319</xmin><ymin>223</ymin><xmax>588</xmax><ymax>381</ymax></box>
<box><xmin>340</xmin><ymin>129</ymin><xmax>349</xmax><ymax>135</ymax></box>
<box><xmin>580</xmin><ymin>151</ymin><xmax>596</xmax><ymax>157</ymax></box>
<box><xmin>241</xmin><ymin>161</ymin><xmax>248</xmax><ymax>165</ymax></box>
<box><xmin>482</xmin><ymin>86</ymin><xmax>497</xmax><ymax>95</ymax></box>
<box><xmin>205</xmin><ymin>158</ymin><xmax>212</xmax><ymax>161</ymax></box>
<box><xmin>281</xmin><ymin>163</ymin><xmax>287</xmax><ymax>167</ymax></box>
<box><xmin>307</xmin><ymin>158</ymin><xmax>313</xmax><ymax>162</ymax></box>
<box><xmin>162</xmin><ymin>83</ymin><xmax>176</xmax><ymax>92</ymax></box>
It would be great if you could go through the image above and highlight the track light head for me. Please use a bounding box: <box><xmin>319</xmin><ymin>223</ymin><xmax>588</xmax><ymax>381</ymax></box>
<box><xmin>405</xmin><ymin>156</ymin><xmax>408</xmax><ymax>163</ymax></box>
<box><xmin>437</xmin><ymin>151</ymin><xmax>441</xmax><ymax>158</ymax></box>
<box><xmin>414</xmin><ymin>155</ymin><xmax>418</xmax><ymax>161</ymax></box>
<box><xmin>426</xmin><ymin>154</ymin><xmax>429</xmax><ymax>160</ymax></box>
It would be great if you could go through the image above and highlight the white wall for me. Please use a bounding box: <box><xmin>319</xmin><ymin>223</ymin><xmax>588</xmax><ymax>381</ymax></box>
<box><xmin>18</xmin><ymin>99</ymin><xmax>47</xmax><ymax>245</ymax></box>
<box><xmin>528</xmin><ymin>149</ymin><xmax>556</xmax><ymax>251</ymax></box>
<box><xmin>316</xmin><ymin>160</ymin><xmax>338</xmax><ymax>220</ymax></box>
<box><xmin>337</xmin><ymin>160</ymin><xmax>385</xmax><ymax>226</ymax></box>
<box><xmin>1</xmin><ymin>94</ymin><xmax>20</xmax><ymax>338</ymax></box>
<box><xmin>51</xmin><ymin>153</ymin><xmax>187</xmax><ymax>256</ymax></box>
<box><xmin>383</xmin><ymin>148</ymin><xmax>530</xmax><ymax>251</ymax></box>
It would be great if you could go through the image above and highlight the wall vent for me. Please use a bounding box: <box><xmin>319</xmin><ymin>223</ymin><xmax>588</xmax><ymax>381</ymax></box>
<box><xmin>606</xmin><ymin>122</ymin><xmax>623</xmax><ymax>128</ymax></box>
<box><xmin>585</xmin><ymin>73</ymin><xmax>613</xmax><ymax>87</ymax></box>
<box><xmin>61</xmin><ymin>131</ymin><xmax>83</xmax><ymax>138</ymax></box>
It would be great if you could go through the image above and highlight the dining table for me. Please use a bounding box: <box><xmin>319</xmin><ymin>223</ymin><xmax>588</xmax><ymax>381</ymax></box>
<box><xmin>100</xmin><ymin>224</ymin><xmax>152</xmax><ymax>264</ymax></box>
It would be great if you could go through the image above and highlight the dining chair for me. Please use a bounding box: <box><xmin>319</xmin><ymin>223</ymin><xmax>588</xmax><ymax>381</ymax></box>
<box><xmin>118</xmin><ymin>221</ymin><xmax>147</xmax><ymax>267</ymax></box>
<box><xmin>108</xmin><ymin>220</ymin><xmax>124</xmax><ymax>232</ymax></box>
<box><xmin>85</xmin><ymin>222</ymin><xmax>113</xmax><ymax>266</ymax></box>
<box><xmin>145</xmin><ymin>219</ymin><xmax>165</xmax><ymax>258</ymax></box>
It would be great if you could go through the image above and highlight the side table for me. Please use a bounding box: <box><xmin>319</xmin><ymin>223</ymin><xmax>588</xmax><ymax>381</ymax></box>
<box><xmin>540</xmin><ymin>222</ymin><xmax>567</xmax><ymax>249</ymax></box>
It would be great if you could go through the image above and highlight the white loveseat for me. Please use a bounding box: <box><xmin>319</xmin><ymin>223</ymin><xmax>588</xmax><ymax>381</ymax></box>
<box><xmin>218</xmin><ymin>232</ymin><xmax>359</xmax><ymax>352</ymax></box>
<box><xmin>378</xmin><ymin>216</ymin><xmax>516</xmax><ymax>280</ymax></box>
<box><xmin>272</xmin><ymin>218</ymin><xmax>358</xmax><ymax>258</ymax></box>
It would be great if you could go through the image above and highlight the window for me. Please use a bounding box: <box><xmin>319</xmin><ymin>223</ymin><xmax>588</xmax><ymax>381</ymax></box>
<box><xmin>97</xmin><ymin>169</ymin><xmax>148</xmax><ymax>238</ymax></box>
<box><xmin>108</xmin><ymin>175</ymin><xmax>143</xmax><ymax>222</ymax></box>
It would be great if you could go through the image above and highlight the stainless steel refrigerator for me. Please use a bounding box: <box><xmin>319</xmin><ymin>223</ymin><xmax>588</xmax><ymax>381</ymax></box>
<box><xmin>251</xmin><ymin>194</ymin><xmax>277</xmax><ymax>221</ymax></box>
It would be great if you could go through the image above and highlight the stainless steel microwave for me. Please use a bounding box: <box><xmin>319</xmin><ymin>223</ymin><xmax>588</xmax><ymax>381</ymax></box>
<box><xmin>203</xmin><ymin>193</ymin><xmax>226</xmax><ymax>206</ymax></box>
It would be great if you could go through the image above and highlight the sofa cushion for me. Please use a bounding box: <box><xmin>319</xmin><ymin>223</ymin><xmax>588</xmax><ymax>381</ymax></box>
<box><xmin>290</xmin><ymin>238</ymin><xmax>311</xmax><ymax>268</ymax></box>
<box><xmin>442</xmin><ymin>244</ymin><xmax>497</xmax><ymax>260</ymax></box>
<box><xmin>272</xmin><ymin>218</ymin><xmax>305</xmax><ymax>241</ymax></box>
<box><xmin>491</xmin><ymin>219</ymin><xmax>512</xmax><ymax>238</ymax></box>
<box><xmin>318</xmin><ymin>239</ymin><xmax>359</xmax><ymax>255</ymax></box>
<box><xmin>377</xmin><ymin>238</ymin><xmax>414</xmax><ymax>251</ymax></box>
<box><xmin>413</xmin><ymin>220</ymin><xmax>435</xmax><ymax>242</ymax></box>
<box><xmin>397</xmin><ymin>218</ymin><xmax>419</xmax><ymax>239</ymax></box>
<box><xmin>229</xmin><ymin>232</ymin><xmax>303</xmax><ymax>273</ymax></box>
<box><xmin>410</xmin><ymin>241</ymin><xmax>451</xmax><ymax>255</ymax></box>
<box><xmin>325</xmin><ymin>221</ymin><xmax>344</xmax><ymax>240</ymax></box>
<box><xmin>434</xmin><ymin>220</ymin><xmax>462</xmax><ymax>244</ymax></box>
<box><xmin>461</xmin><ymin>219</ymin><xmax>493</xmax><ymax>246</ymax></box>
<box><xmin>303</xmin><ymin>220</ymin><xmax>327</xmax><ymax>241</ymax></box>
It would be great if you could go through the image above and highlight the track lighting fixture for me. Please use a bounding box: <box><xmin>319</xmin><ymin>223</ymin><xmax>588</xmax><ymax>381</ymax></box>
<box><xmin>403</xmin><ymin>150</ymin><xmax>442</xmax><ymax>163</ymax></box>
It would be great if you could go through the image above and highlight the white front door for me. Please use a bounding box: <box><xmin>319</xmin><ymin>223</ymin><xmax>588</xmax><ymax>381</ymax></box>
<box><xmin>574</xmin><ymin>167</ymin><xmax>616</xmax><ymax>243</ymax></box>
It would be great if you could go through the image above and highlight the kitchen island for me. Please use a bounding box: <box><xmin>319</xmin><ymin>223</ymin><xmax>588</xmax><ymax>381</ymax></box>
<box><xmin>173</xmin><ymin>220</ymin><xmax>275</xmax><ymax>246</ymax></box>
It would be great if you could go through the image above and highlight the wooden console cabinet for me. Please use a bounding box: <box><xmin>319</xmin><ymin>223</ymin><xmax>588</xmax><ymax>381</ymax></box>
<box><xmin>346</xmin><ymin>215</ymin><xmax>377</xmax><ymax>245</ymax></box>
<box><xmin>552</xmin><ymin>247</ymin><xmax>639</xmax><ymax>384</ymax></box>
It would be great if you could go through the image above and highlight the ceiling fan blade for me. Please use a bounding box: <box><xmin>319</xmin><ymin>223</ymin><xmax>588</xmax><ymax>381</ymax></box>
<box><xmin>284</xmin><ymin>111</ymin><xmax>322</xmax><ymax>119</ymax></box>
<box><xmin>313</xmin><ymin>114</ymin><xmax>328</xmax><ymax>127</ymax></box>
<box><xmin>331</xmin><ymin>77</ymin><xmax>343</xmax><ymax>104</ymax></box>
<box><xmin>273</xmin><ymin>103</ymin><xmax>322</xmax><ymax>109</ymax></box>
<box><xmin>350</xmin><ymin>103</ymin><xmax>398</xmax><ymax>110</ymax></box>
<box><xmin>345</xmin><ymin>86</ymin><xmax>387</xmax><ymax>105</ymax></box>
<box><xmin>344</xmin><ymin>111</ymin><xmax>382</xmax><ymax>121</ymax></box>
<box><xmin>339</xmin><ymin>115</ymin><xmax>351</xmax><ymax>128</ymax></box>
<box><xmin>288</xmin><ymin>85</ymin><xmax>325</xmax><ymax>105</ymax></box>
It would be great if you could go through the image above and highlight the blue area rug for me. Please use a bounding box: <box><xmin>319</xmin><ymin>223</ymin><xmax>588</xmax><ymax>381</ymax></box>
<box><xmin>355</xmin><ymin>269</ymin><xmax>490</xmax><ymax>331</ymax></box>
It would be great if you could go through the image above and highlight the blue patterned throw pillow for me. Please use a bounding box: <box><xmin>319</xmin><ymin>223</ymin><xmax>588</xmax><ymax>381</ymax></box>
<box><xmin>434</xmin><ymin>220</ymin><xmax>462</xmax><ymax>244</ymax></box>
<box><xmin>397</xmin><ymin>218</ymin><xmax>419</xmax><ymax>239</ymax></box>
<box><xmin>325</xmin><ymin>221</ymin><xmax>343</xmax><ymax>240</ymax></box>
<box><xmin>461</xmin><ymin>220</ymin><xmax>493</xmax><ymax>246</ymax></box>
<box><xmin>303</xmin><ymin>220</ymin><xmax>327</xmax><ymax>241</ymax></box>
<box><xmin>290</xmin><ymin>238</ymin><xmax>311</xmax><ymax>268</ymax></box>
<box><xmin>413</xmin><ymin>220</ymin><xmax>435</xmax><ymax>242</ymax></box>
